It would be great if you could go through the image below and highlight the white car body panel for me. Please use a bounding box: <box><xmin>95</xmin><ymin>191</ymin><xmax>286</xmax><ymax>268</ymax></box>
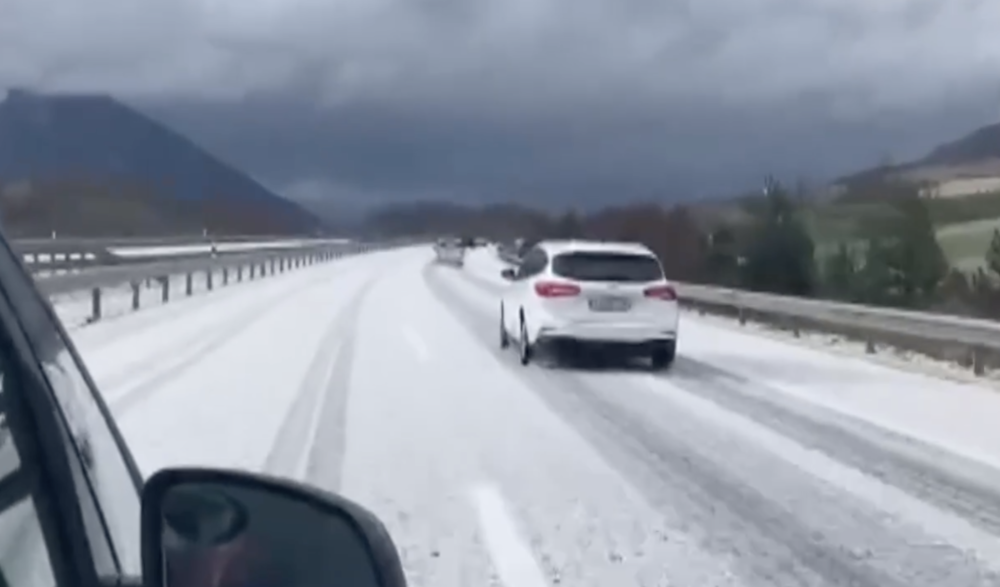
<box><xmin>501</xmin><ymin>240</ymin><xmax>679</xmax><ymax>346</ymax></box>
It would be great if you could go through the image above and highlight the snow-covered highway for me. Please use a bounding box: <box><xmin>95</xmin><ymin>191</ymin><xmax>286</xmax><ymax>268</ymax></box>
<box><xmin>69</xmin><ymin>244</ymin><xmax>1000</xmax><ymax>587</ymax></box>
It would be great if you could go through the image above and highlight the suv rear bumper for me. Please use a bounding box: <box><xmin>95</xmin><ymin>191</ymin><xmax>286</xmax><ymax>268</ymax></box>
<box><xmin>537</xmin><ymin>336</ymin><xmax>675</xmax><ymax>359</ymax></box>
<box><xmin>536</xmin><ymin>322</ymin><xmax>676</xmax><ymax>344</ymax></box>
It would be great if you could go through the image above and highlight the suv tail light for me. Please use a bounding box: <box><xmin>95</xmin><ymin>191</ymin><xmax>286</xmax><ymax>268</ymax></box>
<box><xmin>644</xmin><ymin>285</ymin><xmax>677</xmax><ymax>301</ymax></box>
<box><xmin>535</xmin><ymin>281</ymin><xmax>581</xmax><ymax>298</ymax></box>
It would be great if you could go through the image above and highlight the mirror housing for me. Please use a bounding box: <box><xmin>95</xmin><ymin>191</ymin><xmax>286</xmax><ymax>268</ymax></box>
<box><xmin>500</xmin><ymin>268</ymin><xmax>516</xmax><ymax>280</ymax></box>
<box><xmin>141</xmin><ymin>467</ymin><xmax>407</xmax><ymax>587</ymax></box>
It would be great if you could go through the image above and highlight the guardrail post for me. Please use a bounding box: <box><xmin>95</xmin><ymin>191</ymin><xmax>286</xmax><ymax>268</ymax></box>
<box><xmin>206</xmin><ymin>270</ymin><xmax>213</xmax><ymax>291</ymax></box>
<box><xmin>270</xmin><ymin>259</ymin><xmax>276</xmax><ymax>275</ymax></box>
<box><xmin>223</xmin><ymin>267</ymin><xmax>229</xmax><ymax>285</ymax></box>
<box><xmin>249</xmin><ymin>265</ymin><xmax>255</xmax><ymax>280</ymax></box>
<box><xmin>738</xmin><ymin>307</ymin><xmax>746</xmax><ymax>326</ymax></box>
<box><xmin>161</xmin><ymin>277</ymin><xmax>169</xmax><ymax>303</ymax></box>
<box><xmin>186</xmin><ymin>273</ymin><xmax>193</xmax><ymax>296</ymax></box>
<box><xmin>131</xmin><ymin>282</ymin><xmax>140</xmax><ymax>311</ymax></box>
<box><xmin>238</xmin><ymin>266</ymin><xmax>244</xmax><ymax>282</ymax></box>
<box><xmin>91</xmin><ymin>288</ymin><xmax>101</xmax><ymax>322</ymax></box>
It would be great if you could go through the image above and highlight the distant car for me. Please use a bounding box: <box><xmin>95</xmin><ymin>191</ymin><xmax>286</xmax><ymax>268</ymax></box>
<box><xmin>498</xmin><ymin>240</ymin><xmax>679</xmax><ymax>369</ymax></box>
<box><xmin>433</xmin><ymin>238</ymin><xmax>465</xmax><ymax>267</ymax></box>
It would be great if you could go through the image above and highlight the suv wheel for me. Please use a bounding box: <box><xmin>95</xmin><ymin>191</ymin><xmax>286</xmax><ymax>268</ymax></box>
<box><xmin>499</xmin><ymin>305</ymin><xmax>510</xmax><ymax>349</ymax></box>
<box><xmin>519</xmin><ymin>318</ymin><xmax>532</xmax><ymax>366</ymax></box>
<box><xmin>650</xmin><ymin>341</ymin><xmax>676</xmax><ymax>371</ymax></box>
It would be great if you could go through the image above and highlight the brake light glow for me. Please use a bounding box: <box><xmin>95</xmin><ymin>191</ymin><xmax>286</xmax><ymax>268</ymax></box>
<box><xmin>644</xmin><ymin>285</ymin><xmax>677</xmax><ymax>300</ymax></box>
<box><xmin>534</xmin><ymin>281</ymin><xmax>581</xmax><ymax>298</ymax></box>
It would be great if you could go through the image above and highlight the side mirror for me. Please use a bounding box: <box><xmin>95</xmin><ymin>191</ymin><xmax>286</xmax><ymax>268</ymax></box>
<box><xmin>141</xmin><ymin>467</ymin><xmax>407</xmax><ymax>587</ymax></box>
<box><xmin>500</xmin><ymin>268</ymin><xmax>516</xmax><ymax>280</ymax></box>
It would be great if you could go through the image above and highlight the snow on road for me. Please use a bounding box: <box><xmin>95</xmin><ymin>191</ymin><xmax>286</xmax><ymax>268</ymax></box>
<box><xmin>66</xmin><ymin>244</ymin><xmax>1000</xmax><ymax>587</ymax></box>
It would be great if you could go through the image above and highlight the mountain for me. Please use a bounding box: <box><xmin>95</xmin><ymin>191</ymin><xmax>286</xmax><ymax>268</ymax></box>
<box><xmin>919</xmin><ymin>123</ymin><xmax>1000</xmax><ymax>167</ymax></box>
<box><xmin>836</xmin><ymin>121</ymin><xmax>1000</xmax><ymax>194</ymax></box>
<box><xmin>0</xmin><ymin>89</ymin><xmax>324</xmax><ymax>237</ymax></box>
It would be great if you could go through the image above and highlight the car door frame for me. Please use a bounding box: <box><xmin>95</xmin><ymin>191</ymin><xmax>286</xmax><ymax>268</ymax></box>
<box><xmin>0</xmin><ymin>232</ymin><xmax>142</xmax><ymax>587</ymax></box>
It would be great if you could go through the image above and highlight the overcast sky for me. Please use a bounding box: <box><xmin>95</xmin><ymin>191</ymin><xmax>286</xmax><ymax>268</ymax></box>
<box><xmin>3</xmin><ymin>0</ymin><xmax>1000</xmax><ymax>208</ymax></box>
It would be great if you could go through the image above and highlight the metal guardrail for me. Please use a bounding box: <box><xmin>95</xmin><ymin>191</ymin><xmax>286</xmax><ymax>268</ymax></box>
<box><xmin>12</xmin><ymin>234</ymin><xmax>327</xmax><ymax>248</ymax></box>
<box><xmin>12</xmin><ymin>235</ymin><xmax>347</xmax><ymax>272</ymax></box>
<box><xmin>493</xmin><ymin>246</ymin><xmax>1000</xmax><ymax>375</ymax></box>
<box><xmin>36</xmin><ymin>239</ymin><xmax>406</xmax><ymax>324</ymax></box>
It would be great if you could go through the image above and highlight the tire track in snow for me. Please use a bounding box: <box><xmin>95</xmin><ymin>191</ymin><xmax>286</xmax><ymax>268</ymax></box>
<box><xmin>664</xmin><ymin>358</ymin><xmax>1000</xmax><ymax>536</ymax></box>
<box><xmin>462</xmin><ymin>257</ymin><xmax>1000</xmax><ymax>582</ymax></box>
<box><xmin>422</xmin><ymin>264</ymin><xmax>997</xmax><ymax>587</ymax></box>
<box><xmin>456</xmin><ymin>253</ymin><xmax>1000</xmax><ymax>528</ymax></box>
<box><xmin>464</xmin><ymin>251</ymin><xmax>1000</xmax><ymax>538</ymax></box>
<box><xmin>71</xmin><ymin>269</ymin><xmax>293</xmax><ymax>350</ymax></box>
<box><xmin>302</xmin><ymin>280</ymin><xmax>374</xmax><ymax>492</ymax></box>
<box><xmin>422</xmin><ymin>265</ymin><xmax>746</xmax><ymax>587</ymax></box>
<box><xmin>105</xmin><ymin>265</ymin><xmax>363</xmax><ymax>416</ymax></box>
<box><xmin>263</xmin><ymin>274</ymin><xmax>378</xmax><ymax>491</ymax></box>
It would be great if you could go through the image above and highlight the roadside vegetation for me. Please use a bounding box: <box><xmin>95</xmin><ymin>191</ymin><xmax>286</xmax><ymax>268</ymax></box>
<box><xmin>365</xmin><ymin>177</ymin><xmax>1000</xmax><ymax>321</ymax></box>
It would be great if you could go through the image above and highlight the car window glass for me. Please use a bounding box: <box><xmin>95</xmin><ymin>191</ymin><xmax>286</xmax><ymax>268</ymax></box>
<box><xmin>42</xmin><ymin>353</ymin><xmax>142</xmax><ymax>576</ymax></box>
<box><xmin>0</xmin><ymin>354</ymin><xmax>54</xmax><ymax>587</ymax></box>
<box><xmin>0</xmin><ymin>372</ymin><xmax>19</xmax><ymax>480</ymax></box>
<box><xmin>0</xmin><ymin>234</ymin><xmax>140</xmax><ymax>580</ymax></box>
<box><xmin>0</xmin><ymin>497</ymin><xmax>56</xmax><ymax>587</ymax></box>
<box><xmin>514</xmin><ymin>258</ymin><xmax>529</xmax><ymax>279</ymax></box>
<box><xmin>520</xmin><ymin>251</ymin><xmax>533</xmax><ymax>274</ymax></box>
<box><xmin>552</xmin><ymin>252</ymin><xmax>663</xmax><ymax>282</ymax></box>
<box><xmin>518</xmin><ymin>248</ymin><xmax>545</xmax><ymax>278</ymax></box>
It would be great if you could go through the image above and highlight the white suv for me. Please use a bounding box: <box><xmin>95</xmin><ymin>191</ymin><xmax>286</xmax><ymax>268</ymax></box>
<box><xmin>499</xmin><ymin>240</ymin><xmax>679</xmax><ymax>369</ymax></box>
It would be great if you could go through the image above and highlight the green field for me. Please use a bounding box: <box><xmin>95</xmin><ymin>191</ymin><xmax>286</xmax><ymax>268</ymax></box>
<box><xmin>803</xmin><ymin>192</ymin><xmax>1000</xmax><ymax>270</ymax></box>
<box><xmin>696</xmin><ymin>190</ymin><xmax>1000</xmax><ymax>271</ymax></box>
<box><xmin>936</xmin><ymin>218</ymin><xmax>1000</xmax><ymax>270</ymax></box>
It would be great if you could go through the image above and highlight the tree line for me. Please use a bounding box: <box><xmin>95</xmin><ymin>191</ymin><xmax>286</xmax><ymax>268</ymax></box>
<box><xmin>362</xmin><ymin>179</ymin><xmax>1000</xmax><ymax>320</ymax></box>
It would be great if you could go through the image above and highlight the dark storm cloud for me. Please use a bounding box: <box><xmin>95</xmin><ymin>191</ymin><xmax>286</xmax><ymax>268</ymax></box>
<box><xmin>4</xmin><ymin>0</ymin><xmax>1000</xmax><ymax>205</ymax></box>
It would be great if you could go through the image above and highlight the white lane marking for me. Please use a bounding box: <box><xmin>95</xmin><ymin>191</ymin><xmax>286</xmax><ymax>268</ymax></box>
<box><xmin>403</xmin><ymin>325</ymin><xmax>429</xmax><ymax>363</ymax></box>
<box><xmin>293</xmin><ymin>340</ymin><xmax>344</xmax><ymax>480</ymax></box>
<box><xmin>469</xmin><ymin>484</ymin><xmax>550</xmax><ymax>587</ymax></box>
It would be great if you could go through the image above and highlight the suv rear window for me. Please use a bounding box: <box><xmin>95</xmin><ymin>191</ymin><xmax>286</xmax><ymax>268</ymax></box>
<box><xmin>552</xmin><ymin>251</ymin><xmax>663</xmax><ymax>282</ymax></box>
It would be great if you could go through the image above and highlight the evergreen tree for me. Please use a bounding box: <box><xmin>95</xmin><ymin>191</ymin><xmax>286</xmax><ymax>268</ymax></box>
<box><xmin>739</xmin><ymin>180</ymin><xmax>817</xmax><ymax>296</ymax></box>
<box><xmin>822</xmin><ymin>242</ymin><xmax>858</xmax><ymax>301</ymax></box>
<box><xmin>986</xmin><ymin>228</ymin><xmax>1000</xmax><ymax>278</ymax></box>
